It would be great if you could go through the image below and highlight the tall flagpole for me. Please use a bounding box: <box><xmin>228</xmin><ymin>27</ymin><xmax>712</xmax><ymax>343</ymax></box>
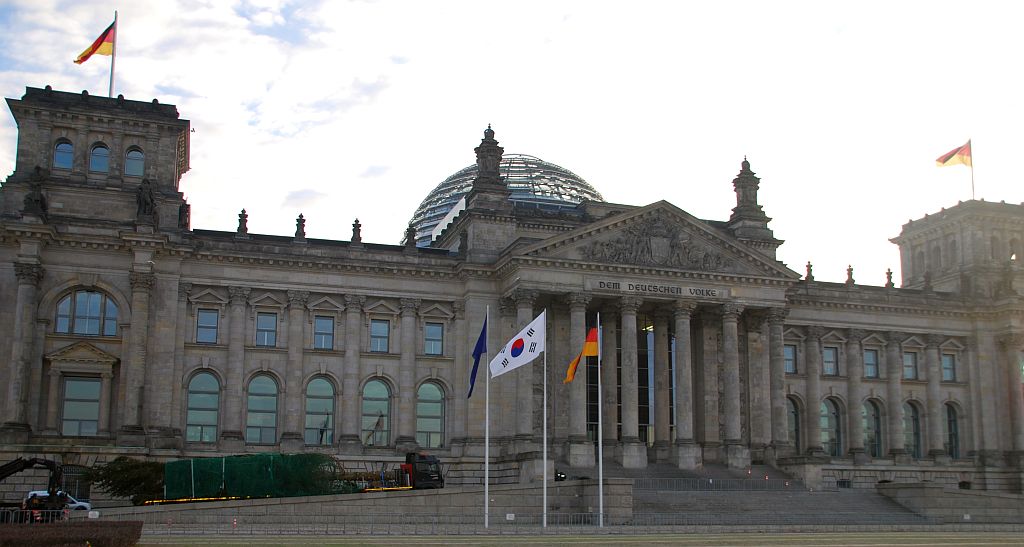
<box><xmin>542</xmin><ymin>308</ymin><xmax>548</xmax><ymax>529</ymax></box>
<box><xmin>970</xmin><ymin>139</ymin><xmax>976</xmax><ymax>201</ymax></box>
<box><xmin>108</xmin><ymin>11</ymin><xmax>118</xmax><ymax>98</ymax></box>
<box><xmin>596</xmin><ymin>312</ymin><xmax>604</xmax><ymax>527</ymax></box>
<box><xmin>484</xmin><ymin>305</ymin><xmax>490</xmax><ymax>529</ymax></box>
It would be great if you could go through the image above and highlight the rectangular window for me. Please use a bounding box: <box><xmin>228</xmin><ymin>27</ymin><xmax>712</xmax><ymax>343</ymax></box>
<box><xmin>822</xmin><ymin>346</ymin><xmax>839</xmax><ymax>376</ymax></box>
<box><xmin>370</xmin><ymin>319</ymin><xmax>390</xmax><ymax>353</ymax></box>
<box><xmin>196</xmin><ymin>309</ymin><xmax>219</xmax><ymax>344</ymax></box>
<box><xmin>942</xmin><ymin>353</ymin><xmax>956</xmax><ymax>382</ymax></box>
<box><xmin>784</xmin><ymin>344</ymin><xmax>797</xmax><ymax>374</ymax></box>
<box><xmin>313</xmin><ymin>315</ymin><xmax>334</xmax><ymax>350</ymax></box>
<box><xmin>424</xmin><ymin>322</ymin><xmax>443</xmax><ymax>355</ymax></box>
<box><xmin>863</xmin><ymin>349</ymin><xmax>879</xmax><ymax>378</ymax></box>
<box><xmin>903</xmin><ymin>351</ymin><xmax>919</xmax><ymax>380</ymax></box>
<box><xmin>256</xmin><ymin>312</ymin><xmax>277</xmax><ymax>347</ymax></box>
<box><xmin>62</xmin><ymin>377</ymin><xmax>100</xmax><ymax>436</ymax></box>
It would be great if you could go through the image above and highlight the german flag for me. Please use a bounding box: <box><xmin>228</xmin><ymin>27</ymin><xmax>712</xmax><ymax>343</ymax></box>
<box><xmin>74</xmin><ymin>21</ymin><xmax>115</xmax><ymax>65</ymax></box>
<box><xmin>936</xmin><ymin>140</ymin><xmax>971</xmax><ymax>168</ymax></box>
<box><xmin>564</xmin><ymin>327</ymin><xmax>599</xmax><ymax>384</ymax></box>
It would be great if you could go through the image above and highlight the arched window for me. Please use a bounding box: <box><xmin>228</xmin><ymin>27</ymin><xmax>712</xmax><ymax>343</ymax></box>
<box><xmin>246</xmin><ymin>375</ymin><xmax>278</xmax><ymax>444</ymax></box>
<box><xmin>945</xmin><ymin>403</ymin><xmax>960</xmax><ymax>459</ymax></box>
<box><xmin>304</xmin><ymin>377</ymin><xmax>334</xmax><ymax>445</ymax></box>
<box><xmin>787</xmin><ymin>397</ymin><xmax>801</xmax><ymax>453</ymax></box>
<box><xmin>990</xmin><ymin>236</ymin><xmax>1001</xmax><ymax>261</ymax></box>
<box><xmin>862</xmin><ymin>400</ymin><xmax>883</xmax><ymax>458</ymax></box>
<box><xmin>361</xmin><ymin>379</ymin><xmax>390</xmax><ymax>446</ymax></box>
<box><xmin>820</xmin><ymin>398</ymin><xmax>842</xmax><ymax>457</ymax></box>
<box><xmin>186</xmin><ymin>372</ymin><xmax>219</xmax><ymax>442</ymax></box>
<box><xmin>124</xmin><ymin>148</ymin><xmax>145</xmax><ymax>177</ymax></box>
<box><xmin>55</xmin><ymin>290</ymin><xmax>119</xmax><ymax>336</ymax></box>
<box><xmin>53</xmin><ymin>140</ymin><xmax>73</xmax><ymax>170</ymax></box>
<box><xmin>903</xmin><ymin>402</ymin><xmax>922</xmax><ymax>459</ymax></box>
<box><xmin>89</xmin><ymin>144</ymin><xmax>109</xmax><ymax>173</ymax></box>
<box><xmin>416</xmin><ymin>382</ymin><xmax>444</xmax><ymax>448</ymax></box>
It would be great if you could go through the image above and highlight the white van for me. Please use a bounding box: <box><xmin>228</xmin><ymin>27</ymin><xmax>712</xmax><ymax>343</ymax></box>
<box><xmin>23</xmin><ymin>490</ymin><xmax>92</xmax><ymax>511</ymax></box>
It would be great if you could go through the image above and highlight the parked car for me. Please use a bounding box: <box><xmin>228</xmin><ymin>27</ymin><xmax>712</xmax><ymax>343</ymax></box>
<box><xmin>23</xmin><ymin>491</ymin><xmax>91</xmax><ymax>511</ymax></box>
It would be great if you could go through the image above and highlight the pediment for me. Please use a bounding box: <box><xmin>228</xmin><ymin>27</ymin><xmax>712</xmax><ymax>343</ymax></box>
<box><xmin>516</xmin><ymin>201</ymin><xmax>798</xmax><ymax>279</ymax></box>
<box><xmin>308</xmin><ymin>295</ymin><xmax>345</xmax><ymax>312</ymax></box>
<box><xmin>249</xmin><ymin>292</ymin><xmax>285</xmax><ymax>308</ymax></box>
<box><xmin>419</xmin><ymin>303</ymin><xmax>453</xmax><ymax>320</ymax></box>
<box><xmin>365</xmin><ymin>299</ymin><xmax>399</xmax><ymax>316</ymax></box>
<box><xmin>46</xmin><ymin>341</ymin><xmax>118</xmax><ymax>364</ymax></box>
<box><xmin>189</xmin><ymin>288</ymin><xmax>228</xmax><ymax>306</ymax></box>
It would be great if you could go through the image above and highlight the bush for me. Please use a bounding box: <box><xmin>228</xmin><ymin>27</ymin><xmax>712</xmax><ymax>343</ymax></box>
<box><xmin>0</xmin><ymin>520</ymin><xmax>143</xmax><ymax>547</ymax></box>
<box><xmin>82</xmin><ymin>457</ymin><xmax>164</xmax><ymax>506</ymax></box>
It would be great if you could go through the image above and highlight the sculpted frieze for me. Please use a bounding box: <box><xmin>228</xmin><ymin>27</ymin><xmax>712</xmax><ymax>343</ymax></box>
<box><xmin>578</xmin><ymin>217</ymin><xmax>736</xmax><ymax>272</ymax></box>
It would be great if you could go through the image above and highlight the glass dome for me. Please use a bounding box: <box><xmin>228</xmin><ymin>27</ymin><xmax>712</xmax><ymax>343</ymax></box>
<box><xmin>408</xmin><ymin>154</ymin><xmax>604</xmax><ymax>246</ymax></box>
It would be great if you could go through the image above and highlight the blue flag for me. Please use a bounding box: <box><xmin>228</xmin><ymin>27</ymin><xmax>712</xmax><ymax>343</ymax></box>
<box><xmin>468</xmin><ymin>317</ymin><xmax>487</xmax><ymax>398</ymax></box>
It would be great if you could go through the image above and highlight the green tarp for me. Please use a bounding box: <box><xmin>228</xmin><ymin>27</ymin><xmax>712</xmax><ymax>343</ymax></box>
<box><xmin>164</xmin><ymin>453</ymin><xmax>339</xmax><ymax>500</ymax></box>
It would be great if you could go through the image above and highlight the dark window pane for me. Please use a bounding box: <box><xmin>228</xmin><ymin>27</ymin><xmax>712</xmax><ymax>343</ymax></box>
<box><xmin>89</xmin><ymin>145</ymin><xmax>109</xmax><ymax>173</ymax></box>
<box><xmin>54</xmin><ymin>142</ymin><xmax>73</xmax><ymax>169</ymax></box>
<box><xmin>125</xmin><ymin>149</ymin><xmax>144</xmax><ymax>177</ymax></box>
<box><xmin>65</xmin><ymin>379</ymin><xmax>101</xmax><ymax>399</ymax></box>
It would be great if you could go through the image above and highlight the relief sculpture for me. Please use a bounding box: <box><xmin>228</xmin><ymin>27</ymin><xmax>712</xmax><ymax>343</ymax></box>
<box><xmin>579</xmin><ymin>216</ymin><xmax>736</xmax><ymax>272</ymax></box>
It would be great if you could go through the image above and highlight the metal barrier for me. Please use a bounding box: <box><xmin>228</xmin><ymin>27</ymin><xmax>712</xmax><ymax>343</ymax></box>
<box><xmin>0</xmin><ymin>509</ymin><xmax>70</xmax><ymax>524</ymax></box>
<box><xmin>633</xmin><ymin>477</ymin><xmax>803</xmax><ymax>491</ymax></box>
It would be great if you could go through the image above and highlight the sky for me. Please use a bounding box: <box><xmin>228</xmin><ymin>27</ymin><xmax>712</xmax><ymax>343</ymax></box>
<box><xmin>1</xmin><ymin>0</ymin><xmax>1022</xmax><ymax>286</ymax></box>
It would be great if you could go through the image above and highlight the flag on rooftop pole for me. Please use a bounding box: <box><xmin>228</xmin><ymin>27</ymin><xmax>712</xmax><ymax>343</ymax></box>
<box><xmin>467</xmin><ymin>315</ymin><xmax>487</xmax><ymax>398</ymax></box>
<box><xmin>936</xmin><ymin>139</ymin><xmax>975</xmax><ymax>200</ymax></box>
<box><xmin>488</xmin><ymin>310</ymin><xmax>546</xmax><ymax>378</ymax></box>
<box><xmin>563</xmin><ymin>327</ymin><xmax>599</xmax><ymax>383</ymax></box>
<box><xmin>73</xmin><ymin>12</ymin><xmax>118</xmax><ymax>97</ymax></box>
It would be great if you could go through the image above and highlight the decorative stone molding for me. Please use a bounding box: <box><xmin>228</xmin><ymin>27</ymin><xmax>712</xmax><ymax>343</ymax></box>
<box><xmin>400</xmin><ymin>298</ymin><xmax>421</xmax><ymax>315</ymax></box>
<box><xmin>721</xmin><ymin>303</ymin><xmax>744</xmax><ymax>321</ymax></box>
<box><xmin>451</xmin><ymin>301</ymin><xmax>465</xmax><ymax>319</ymax></box>
<box><xmin>766</xmin><ymin>307</ymin><xmax>789</xmax><ymax>326</ymax></box>
<box><xmin>228</xmin><ymin>286</ymin><xmax>251</xmax><ymax>305</ymax></box>
<box><xmin>925</xmin><ymin>334</ymin><xmax>945</xmax><ymax>348</ymax></box>
<box><xmin>565</xmin><ymin>292</ymin><xmax>591</xmax><ymax>311</ymax></box>
<box><xmin>578</xmin><ymin>214</ymin><xmax>737</xmax><ymax>272</ymax></box>
<box><xmin>498</xmin><ymin>297</ymin><xmax>516</xmax><ymax>317</ymax></box>
<box><xmin>847</xmin><ymin>329</ymin><xmax>867</xmax><ymax>341</ymax></box>
<box><xmin>620</xmin><ymin>296</ymin><xmax>643</xmax><ymax>314</ymax></box>
<box><xmin>805</xmin><ymin>325</ymin><xmax>824</xmax><ymax>340</ymax></box>
<box><xmin>287</xmin><ymin>290</ymin><xmax>310</xmax><ymax>308</ymax></box>
<box><xmin>511</xmin><ymin>289</ymin><xmax>539</xmax><ymax>308</ymax></box>
<box><xmin>997</xmin><ymin>333</ymin><xmax>1024</xmax><ymax>350</ymax></box>
<box><xmin>886</xmin><ymin>331</ymin><xmax>905</xmax><ymax>345</ymax></box>
<box><xmin>13</xmin><ymin>263</ymin><xmax>43</xmax><ymax>286</ymax></box>
<box><xmin>342</xmin><ymin>294</ymin><xmax>366</xmax><ymax>311</ymax></box>
<box><xmin>177</xmin><ymin>282</ymin><xmax>192</xmax><ymax>301</ymax></box>
<box><xmin>129</xmin><ymin>271</ymin><xmax>155</xmax><ymax>292</ymax></box>
<box><xmin>674</xmin><ymin>300</ymin><xmax>698</xmax><ymax>319</ymax></box>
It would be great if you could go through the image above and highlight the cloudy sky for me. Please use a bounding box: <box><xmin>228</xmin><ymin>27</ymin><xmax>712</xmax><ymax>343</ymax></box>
<box><xmin>1</xmin><ymin>1</ymin><xmax>1021</xmax><ymax>285</ymax></box>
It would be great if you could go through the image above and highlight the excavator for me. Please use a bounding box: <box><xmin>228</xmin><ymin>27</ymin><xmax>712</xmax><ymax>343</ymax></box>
<box><xmin>0</xmin><ymin>457</ymin><xmax>66</xmax><ymax>522</ymax></box>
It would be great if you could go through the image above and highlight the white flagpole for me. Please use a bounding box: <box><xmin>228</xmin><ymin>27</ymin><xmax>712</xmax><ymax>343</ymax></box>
<box><xmin>108</xmin><ymin>11</ymin><xmax>117</xmax><ymax>98</ymax></box>
<box><xmin>484</xmin><ymin>305</ymin><xmax>490</xmax><ymax>529</ymax></box>
<box><xmin>542</xmin><ymin>308</ymin><xmax>548</xmax><ymax>529</ymax></box>
<box><xmin>596</xmin><ymin>312</ymin><xmax>604</xmax><ymax>527</ymax></box>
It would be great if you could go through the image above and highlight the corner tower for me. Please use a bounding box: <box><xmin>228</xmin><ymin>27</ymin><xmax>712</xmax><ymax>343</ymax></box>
<box><xmin>726</xmin><ymin>158</ymin><xmax>782</xmax><ymax>258</ymax></box>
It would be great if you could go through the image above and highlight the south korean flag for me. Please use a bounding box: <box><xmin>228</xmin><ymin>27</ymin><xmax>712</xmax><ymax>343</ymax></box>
<box><xmin>489</xmin><ymin>310</ymin><xmax>546</xmax><ymax>378</ymax></box>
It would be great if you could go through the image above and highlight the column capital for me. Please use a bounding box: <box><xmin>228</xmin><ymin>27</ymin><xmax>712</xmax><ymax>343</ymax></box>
<box><xmin>998</xmin><ymin>333</ymin><xmax>1024</xmax><ymax>350</ymax></box>
<box><xmin>499</xmin><ymin>297</ymin><xmax>516</xmax><ymax>317</ymax></box>
<box><xmin>287</xmin><ymin>290</ymin><xmax>310</xmax><ymax>308</ymax></box>
<box><xmin>511</xmin><ymin>288</ymin><xmax>539</xmax><ymax>308</ymax></box>
<box><xmin>886</xmin><ymin>331</ymin><xmax>905</xmax><ymax>345</ymax></box>
<box><xmin>847</xmin><ymin>328</ymin><xmax>867</xmax><ymax>341</ymax></box>
<box><xmin>452</xmin><ymin>301</ymin><xmax>465</xmax><ymax>319</ymax></box>
<box><xmin>400</xmin><ymin>298</ymin><xmax>421</xmax><ymax>315</ymax></box>
<box><xmin>228</xmin><ymin>286</ymin><xmax>251</xmax><ymax>304</ymax></box>
<box><xmin>721</xmin><ymin>303</ymin><xmax>744</xmax><ymax>321</ymax></box>
<box><xmin>13</xmin><ymin>262</ymin><xmax>43</xmax><ymax>286</ymax></box>
<box><xmin>673</xmin><ymin>300</ymin><xmax>698</xmax><ymax>319</ymax></box>
<box><xmin>343</xmin><ymin>293</ymin><xmax>366</xmax><ymax>310</ymax></box>
<box><xmin>129</xmin><ymin>271</ymin><xmax>155</xmax><ymax>293</ymax></box>
<box><xmin>925</xmin><ymin>333</ymin><xmax>945</xmax><ymax>348</ymax></box>
<box><xmin>766</xmin><ymin>307</ymin><xmax>789</xmax><ymax>326</ymax></box>
<box><xmin>620</xmin><ymin>296</ymin><xmax>643</xmax><ymax>314</ymax></box>
<box><xmin>178</xmin><ymin>282</ymin><xmax>192</xmax><ymax>301</ymax></box>
<box><xmin>565</xmin><ymin>292</ymin><xmax>591</xmax><ymax>311</ymax></box>
<box><xmin>805</xmin><ymin>325</ymin><xmax>824</xmax><ymax>340</ymax></box>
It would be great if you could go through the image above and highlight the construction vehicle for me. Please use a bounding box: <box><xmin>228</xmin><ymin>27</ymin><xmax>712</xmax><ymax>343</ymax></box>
<box><xmin>400</xmin><ymin>452</ymin><xmax>444</xmax><ymax>489</ymax></box>
<box><xmin>0</xmin><ymin>457</ymin><xmax>68</xmax><ymax>522</ymax></box>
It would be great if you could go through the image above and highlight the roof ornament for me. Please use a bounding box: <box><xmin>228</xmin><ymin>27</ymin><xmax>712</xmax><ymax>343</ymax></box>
<box><xmin>237</xmin><ymin>209</ymin><xmax>248</xmax><ymax>234</ymax></box>
<box><xmin>351</xmin><ymin>218</ymin><xmax>362</xmax><ymax>245</ymax></box>
<box><xmin>846</xmin><ymin>265</ymin><xmax>855</xmax><ymax>286</ymax></box>
<box><xmin>295</xmin><ymin>214</ymin><xmax>306</xmax><ymax>240</ymax></box>
<box><xmin>805</xmin><ymin>261</ymin><xmax>814</xmax><ymax>282</ymax></box>
<box><xmin>885</xmin><ymin>268</ymin><xmax>895</xmax><ymax>288</ymax></box>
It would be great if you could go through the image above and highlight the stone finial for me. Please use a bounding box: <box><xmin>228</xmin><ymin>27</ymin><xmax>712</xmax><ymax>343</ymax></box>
<box><xmin>351</xmin><ymin>218</ymin><xmax>362</xmax><ymax>243</ymax></box>
<box><xmin>885</xmin><ymin>268</ymin><xmax>895</xmax><ymax>288</ymax></box>
<box><xmin>846</xmin><ymin>265</ymin><xmax>855</xmax><ymax>286</ymax></box>
<box><xmin>295</xmin><ymin>214</ymin><xmax>306</xmax><ymax>239</ymax></box>
<box><xmin>473</xmin><ymin>125</ymin><xmax>504</xmax><ymax>186</ymax></box>
<box><xmin>805</xmin><ymin>261</ymin><xmax>814</xmax><ymax>282</ymax></box>
<box><xmin>237</xmin><ymin>209</ymin><xmax>248</xmax><ymax>234</ymax></box>
<box><xmin>729</xmin><ymin>157</ymin><xmax>769</xmax><ymax>225</ymax></box>
<box><xmin>404</xmin><ymin>224</ymin><xmax>417</xmax><ymax>249</ymax></box>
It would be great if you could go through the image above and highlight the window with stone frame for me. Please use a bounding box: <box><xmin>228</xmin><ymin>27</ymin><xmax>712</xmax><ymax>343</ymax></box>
<box><xmin>55</xmin><ymin>290</ymin><xmax>119</xmax><ymax>337</ymax></box>
<box><xmin>903</xmin><ymin>401</ymin><xmax>922</xmax><ymax>459</ymax></box>
<box><xmin>370</xmin><ymin>319</ymin><xmax>390</xmax><ymax>353</ymax></box>
<box><xmin>362</xmin><ymin>379</ymin><xmax>391</xmax><ymax>446</ymax></box>
<box><xmin>255</xmin><ymin>312</ymin><xmax>277</xmax><ymax>347</ymax></box>
<box><xmin>89</xmin><ymin>143</ymin><xmax>109</xmax><ymax>173</ymax></box>
<box><xmin>186</xmin><ymin>372</ymin><xmax>219</xmax><ymax>442</ymax></box>
<box><xmin>424</xmin><ymin>322</ymin><xmax>444</xmax><ymax>355</ymax></box>
<box><xmin>862</xmin><ymin>400</ymin><xmax>883</xmax><ymax>458</ymax></box>
<box><xmin>416</xmin><ymin>382</ymin><xmax>444</xmax><ymax>448</ymax></box>
<box><xmin>902</xmin><ymin>351</ymin><xmax>919</xmax><ymax>380</ymax></box>
<box><xmin>313</xmin><ymin>315</ymin><xmax>334</xmax><ymax>350</ymax></box>
<box><xmin>53</xmin><ymin>140</ymin><xmax>73</xmax><ymax>170</ymax></box>
<box><xmin>246</xmin><ymin>375</ymin><xmax>278</xmax><ymax>444</ymax></box>
<box><xmin>941</xmin><ymin>353</ymin><xmax>956</xmax><ymax>382</ymax></box>
<box><xmin>62</xmin><ymin>377</ymin><xmax>101</xmax><ymax>436</ymax></box>
<box><xmin>820</xmin><ymin>398</ymin><xmax>842</xmax><ymax>457</ymax></box>
<box><xmin>124</xmin><ymin>147</ymin><xmax>145</xmax><ymax>177</ymax></box>
<box><xmin>787</xmin><ymin>397</ymin><xmax>801</xmax><ymax>452</ymax></box>
<box><xmin>863</xmin><ymin>348</ymin><xmax>880</xmax><ymax>378</ymax></box>
<box><xmin>822</xmin><ymin>346</ymin><xmax>839</xmax><ymax>376</ymax></box>
<box><xmin>945</xmin><ymin>403</ymin><xmax>960</xmax><ymax>459</ymax></box>
<box><xmin>196</xmin><ymin>309</ymin><xmax>219</xmax><ymax>344</ymax></box>
<box><xmin>304</xmin><ymin>377</ymin><xmax>334</xmax><ymax>445</ymax></box>
<box><xmin>784</xmin><ymin>344</ymin><xmax>798</xmax><ymax>374</ymax></box>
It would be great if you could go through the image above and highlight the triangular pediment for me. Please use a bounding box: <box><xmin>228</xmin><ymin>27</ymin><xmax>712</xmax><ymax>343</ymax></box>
<box><xmin>516</xmin><ymin>201</ymin><xmax>798</xmax><ymax>279</ymax></box>
<box><xmin>46</xmin><ymin>341</ymin><xmax>119</xmax><ymax>364</ymax></box>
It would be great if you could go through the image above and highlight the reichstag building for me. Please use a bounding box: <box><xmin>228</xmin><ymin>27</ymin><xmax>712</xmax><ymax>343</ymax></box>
<box><xmin>1</xmin><ymin>86</ymin><xmax>1022</xmax><ymax>497</ymax></box>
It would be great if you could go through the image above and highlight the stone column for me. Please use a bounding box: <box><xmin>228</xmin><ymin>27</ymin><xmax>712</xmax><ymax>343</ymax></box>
<box><xmin>653</xmin><ymin>309</ymin><xmax>672</xmax><ymax>461</ymax></box>
<box><xmin>1000</xmin><ymin>334</ymin><xmax>1024</xmax><ymax>454</ymax></box>
<box><xmin>339</xmin><ymin>294</ymin><xmax>365</xmax><ymax>448</ymax></box>
<box><xmin>674</xmin><ymin>301</ymin><xmax>700</xmax><ymax>469</ymax></box>
<box><xmin>281</xmin><ymin>290</ymin><xmax>309</xmax><ymax>450</ymax></box>
<box><xmin>925</xmin><ymin>334</ymin><xmax>947</xmax><ymax>461</ymax></box>
<box><xmin>746</xmin><ymin>313</ymin><xmax>771</xmax><ymax>457</ymax></box>
<box><xmin>221</xmin><ymin>286</ymin><xmax>249</xmax><ymax>444</ymax></box>
<box><xmin>120</xmin><ymin>271</ymin><xmax>154</xmax><ymax>443</ymax></box>
<box><xmin>804</xmin><ymin>326</ymin><xmax>824</xmax><ymax>455</ymax></box>
<box><xmin>1</xmin><ymin>262</ymin><xmax>43</xmax><ymax>432</ymax></box>
<box><xmin>767</xmin><ymin>308</ymin><xmax>790</xmax><ymax>456</ymax></box>
<box><xmin>846</xmin><ymin>329</ymin><xmax>867</xmax><ymax>462</ymax></box>
<box><xmin>99</xmin><ymin>371</ymin><xmax>113</xmax><ymax>435</ymax></box>
<box><xmin>600</xmin><ymin>305</ymin><xmax>619</xmax><ymax>447</ymax></box>
<box><xmin>44</xmin><ymin>369</ymin><xmax>61</xmax><ymax>433</ymax></box>
<box><xmin>721</xmin><ymin>304</ymin><xmax>748</xmax><ymax>467</ymax></box>
<box><xmin>169</xmin><ymin>282</ymin><xmax>191</xmax><ymax>435</ymax></box>
<box><xmin>886</xmin><ymin>331</ymin><xmax>907</xmax><ymax>461</ymax></box>
<box><xmin>396</xmin><ymin>298</ymin><xmax>420</xmax><ymax>450</ymax></box>
<box><xmin>566</xmin><ymin>292</ymin><xmax>594</xmax><ymax>467</ymax></box>
<box><xmin>513</xmin><ymin>289</ymin><xmax>539</xmax><ymax>446</ymax></box>
<box><xmin>619</xmin><ymin>296</ymin><xmax>646</xmax><ymax>468</ymax></box>
<box><xmin>450</xmin><ymin>301</ymin><xmax>468</xmax><ymax>444</ymax></box>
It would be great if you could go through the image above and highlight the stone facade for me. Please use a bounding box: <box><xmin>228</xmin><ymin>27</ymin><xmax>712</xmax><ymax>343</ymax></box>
<box><xmin>1</xmin><ymin>86</ymin><xmax>1022</xmax><ymax>500</ymax></box>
